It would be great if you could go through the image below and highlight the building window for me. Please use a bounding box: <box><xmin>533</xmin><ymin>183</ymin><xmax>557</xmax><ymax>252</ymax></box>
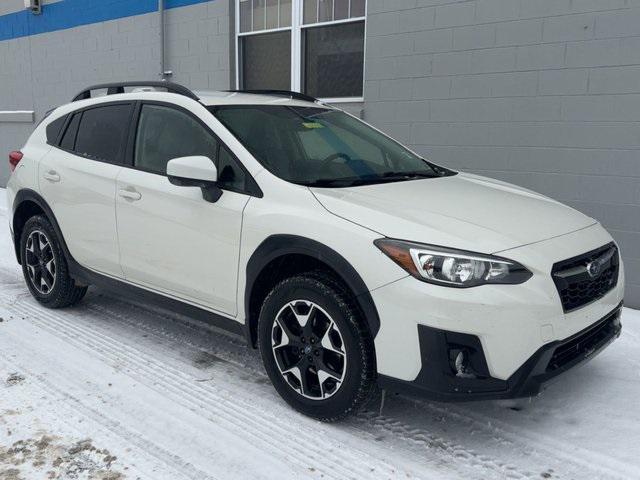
<box><xmin>236</xmin><ymin>0</ymin><xmax>366</xmax><ymax>101</ymax></box>
<box><xmin>242</xmin><ymin>31</ymin><xmax>292</xmax><ymax>90</ymax></box>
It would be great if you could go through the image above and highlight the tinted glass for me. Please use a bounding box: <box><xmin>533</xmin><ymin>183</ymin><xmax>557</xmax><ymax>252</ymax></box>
<box><xmin>74</xmin><ymin>104</ymin><xmax>132</xmax><ymax>163</ymax></box>
<box><xmin>241</xmin><ymin>31</ymin><xmax>291</xmax><ymax>90</ymax></box>
<box><xmin>213</xmin><ymin>105</ymin><xmax>449</xmax><ymax>187</ymax></box>
<box><xmin>304</xmin><ymin>22</ymin><xmax>364</xmax><ymax>98</ymax></box>
<box><xmin>59</xmin><ymin>113</ymin><xmax>81</xmax><ymax>151</ymax></box>
<box><xmin>46</xmin><ymin>115</ymin><xmax>67</xmax><ymax>145</ymax></box>
<box><xmin>134</xmin><ymin>104</ymin><xmax>218</xmax><ymax>175</ymax></box>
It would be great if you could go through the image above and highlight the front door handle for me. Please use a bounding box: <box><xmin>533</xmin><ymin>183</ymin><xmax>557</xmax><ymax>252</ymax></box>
<box><xmin>118</xmin><ymin>188</ymin><xmax>142</xmax><ymax>201</ymax></box>
<box><xmin>43</xmin><ymin>170</ymin><xmax>60</xmax><ymax>183</ymax></box>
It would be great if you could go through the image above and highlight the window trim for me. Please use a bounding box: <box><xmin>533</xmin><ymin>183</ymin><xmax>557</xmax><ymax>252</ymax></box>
<box><xmin>235</xmin><ymin>0</ymin><xmax>367</xmax><ymax>103</ymax></box>
<box><xmin>126</xmin><ymin>100</ymin><xmax>263</xmax><ymax>198</ymax></box>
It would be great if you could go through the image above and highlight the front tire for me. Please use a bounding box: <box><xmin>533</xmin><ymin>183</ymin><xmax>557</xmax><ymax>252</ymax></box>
<box><xmin>20</xmin><ymin>215</ymin><xmax>88</xmax><ymax>308</ymax></box>
<box><xmin>258</xmin><ymin>272</ymin><xmax>376</xmax><ymax>421</ymax></box>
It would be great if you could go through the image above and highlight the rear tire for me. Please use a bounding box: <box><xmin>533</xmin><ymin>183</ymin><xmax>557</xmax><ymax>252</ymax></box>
<box><xmin>258</xmin><ymin>271</ymin><xmax>376</xmax><ymax>421</ymax></box>
<box><xmin>20</xmin><ymin>215</ymin><xmax>88</xmax><ymax>308</ymax></box>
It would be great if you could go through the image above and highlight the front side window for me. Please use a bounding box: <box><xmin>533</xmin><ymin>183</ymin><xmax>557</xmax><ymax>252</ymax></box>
<box><xmin>134</xmin><ymin>104</ymin><xmax>251</xmax><ymax>193</ymax></box>
<box><xmin>134</xmin><ymin>104</ymin><xmax>218</xmax><ymax>175</ymax></box>
<box><xmin>212</xmin><ymin>105</ymin><xmax>453</xmax><ymax>187</ymax></box>
<box><xmin>74</xmin><ymin>104</ymin><xmax>132</xmax><ymax>163</ymax></box>
<box><xmin>237</xmin><ymin>0</ymin><xmax>366</xmax><ymax>100</ymax></box>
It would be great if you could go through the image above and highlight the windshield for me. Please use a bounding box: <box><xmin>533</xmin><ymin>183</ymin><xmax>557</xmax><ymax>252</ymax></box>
<box><xmin>210</xmin><ymin>105</ymin><xmax>455</xmax><ymax>187</ymax></box>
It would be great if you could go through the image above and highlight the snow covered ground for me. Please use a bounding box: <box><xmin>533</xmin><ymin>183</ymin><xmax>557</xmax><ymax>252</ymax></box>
<box><xmin>0</xmin><ymin>188</ymin><xmax>639</xmax><ymax>480</ymax></box>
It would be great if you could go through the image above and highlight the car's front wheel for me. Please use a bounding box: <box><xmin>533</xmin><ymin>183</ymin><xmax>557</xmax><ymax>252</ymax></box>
<box><xmin>20</xmin><ymin>215</ymin><xmax>88</xmax><ymax>308</ymax></box>
<box><xmin>258</xmin><ymin>272</ymin><xmax>376</xmax><ymax>421</ymax></box>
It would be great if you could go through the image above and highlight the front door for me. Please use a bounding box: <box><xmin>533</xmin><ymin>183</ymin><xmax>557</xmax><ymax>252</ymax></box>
<box><xmin>116</xmin><ymin>103</ymin><xmax>251</xmax><ymax>316</ymax></box>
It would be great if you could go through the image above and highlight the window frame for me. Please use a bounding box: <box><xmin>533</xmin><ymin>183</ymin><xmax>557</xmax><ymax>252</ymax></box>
<box><xmin>125</xmin><ymin>100</ymin><xmax>263</xmax><ymax>198</ymax></box>
<box><xmin>235</xmin><ymin>0</ymin><xmax>367</xmax><ymax>103</ymax></box>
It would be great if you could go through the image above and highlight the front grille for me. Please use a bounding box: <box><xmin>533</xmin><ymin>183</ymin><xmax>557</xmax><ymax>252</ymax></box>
<box><xmin>551</xmin><ymin>242</ymin><xmax>619</xmax><ymax>312</ymax></box>
<box><xmin>546</xmin><ymin>307</ymin><xmax>621</xmax><ymax>373</ymax></box>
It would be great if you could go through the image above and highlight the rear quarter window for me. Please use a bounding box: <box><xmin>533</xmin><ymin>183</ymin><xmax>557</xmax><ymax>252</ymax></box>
<box><xmin>59</xmin><ymin>113</ymin><xmax>81</xmax><ymax>151</ymax></box>
<box><xmin>46</xmin><ymin>115</ymin><xmax>67</xmax><ymax>145</ymax></box>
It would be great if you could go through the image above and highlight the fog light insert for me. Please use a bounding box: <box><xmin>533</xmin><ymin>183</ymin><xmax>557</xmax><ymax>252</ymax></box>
<box><xmin>449</xmin><ymin>348</ymin><xmax>478</xmax><ymax>379</ymax></box>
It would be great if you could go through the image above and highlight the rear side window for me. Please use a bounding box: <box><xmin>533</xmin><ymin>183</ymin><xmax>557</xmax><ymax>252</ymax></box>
<box><xmin>46</xmin><ymin>115</ymin><xmax>67</xmax><ymax>145</ymax></box>
<box><xmin>59</xmin><ymin>113</ymin><xmax>81</xmax><ymax>151</ymax></box>
<box><xmin>74</xmin><ymin>104</ymin><xmax>132</xmax><ymax>164</ymax></box>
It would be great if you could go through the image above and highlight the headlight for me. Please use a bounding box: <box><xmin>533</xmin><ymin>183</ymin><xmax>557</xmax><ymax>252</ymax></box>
<box><xmin>374</xmin><ymin>238</ymin><xmax>532</xmax><ymax>288</ymax></box>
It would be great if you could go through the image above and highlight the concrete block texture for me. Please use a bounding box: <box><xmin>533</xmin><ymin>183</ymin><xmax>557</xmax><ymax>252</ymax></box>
<box><xmin>0</xmin><ymin>1</ymin><xmax>229</xmax><ymax>186</ymax></box>
<box><xmin>365</xmin><ymin>0</ymin><xmax>640</xmax><ymax>306</ymax></box>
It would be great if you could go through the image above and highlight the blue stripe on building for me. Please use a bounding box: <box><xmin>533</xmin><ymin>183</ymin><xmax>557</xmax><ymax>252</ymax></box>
<box><xmin>0</xmin><ymin>0</ymin><xmax>212</xmax><ymax>42</ymax></box>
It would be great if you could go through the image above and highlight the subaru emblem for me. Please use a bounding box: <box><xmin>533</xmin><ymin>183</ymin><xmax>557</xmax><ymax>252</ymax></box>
<box><xmin>586</xmin><ymin>260</ymin><xmax>602</xmax><ymax>278</ymax></box>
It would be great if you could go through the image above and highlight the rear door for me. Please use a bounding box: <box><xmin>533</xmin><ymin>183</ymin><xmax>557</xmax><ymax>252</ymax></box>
<box><xmin>39</xmin><ymin>102</ymin><xmax>134</xmax><ymax>277</ymax></box>
<box><xmin>115</xmin><ymin>102</ymin><xmax>253</xmax><ymax>315</ymax></box>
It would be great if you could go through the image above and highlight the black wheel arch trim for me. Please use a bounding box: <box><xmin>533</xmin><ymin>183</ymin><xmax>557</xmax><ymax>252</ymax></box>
<box><xmin>11</xmin><ymin>188</ymin><xmax>244</xmax><ymax>337</ymax></box>
<box><xmin>245</xmin><ymin>234</ymin><xmax>381</xmax><ymax>346</ymax></box>
<box><xmin>12</xmin><ymin>189</ymin><xmax>73</xmax><ymax>265</ymax></box>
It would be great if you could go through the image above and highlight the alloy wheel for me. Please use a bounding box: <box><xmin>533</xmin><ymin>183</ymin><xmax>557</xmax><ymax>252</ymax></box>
<box><xmin>25</xmin><ymin>230</ymin><xmax>56</xmax><ymax>295</ymax></box>
<box><xmin>271</xmin><ymin>300</ymin><xmax>347</xmax><ymax>400</ymax></box>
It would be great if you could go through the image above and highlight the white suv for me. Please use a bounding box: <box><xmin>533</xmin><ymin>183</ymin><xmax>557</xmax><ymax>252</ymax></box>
<box><xmin>6</xmin><ymin>81</ymin><xmax>624</xmax><ymax>421</ymax></box>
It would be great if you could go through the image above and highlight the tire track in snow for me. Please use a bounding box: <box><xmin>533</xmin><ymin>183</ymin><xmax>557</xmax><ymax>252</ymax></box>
<box><xmin>55</xmin><ymin>294</ymin><xmax>538</xmax><ymax>480</ymax></box>
<box><xmin>422</xmin><ymin>401</ymin><xmax>630</xmax><ymax>480</ymax></box>
<box><xmin>4</xmin><ymin>294</ymin><xmax>418</xmax><ymax>480</ymax></box>
<box><xmin>86</xmin><ymin>293</ymin><xmax>633</xmax><ymax>480</ymax></box>
<box><xmin>1</xmin><ymin>280</ymin><xmax>634</xmax><ymax>480</ymax></box>
<box><xmin>0</xmin><ymin>351</ymin><xmax>216</xmax><ymax>480</ymax></box>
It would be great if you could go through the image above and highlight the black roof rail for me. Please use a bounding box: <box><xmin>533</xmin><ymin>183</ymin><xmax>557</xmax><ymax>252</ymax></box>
<box><xmin>72</xmin><ymin>81</ymin><xmax>199</xmax><ymax>102</ymax></box>
<box><xmin>225</xmin><ymin>89</ymin><xmax>319</xmax><ymax>103</ymax></box>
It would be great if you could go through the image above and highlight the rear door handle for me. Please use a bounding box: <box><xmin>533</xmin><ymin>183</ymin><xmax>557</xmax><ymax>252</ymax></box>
<box><xmin>43</xmin><ymin>170</ymin><xmax>60</xmax><ymax>183</ymax></box>
<box><xmin>118</xmin><ymin>188</ymin><xmax>142</xmax><ymax>201</ymax></box>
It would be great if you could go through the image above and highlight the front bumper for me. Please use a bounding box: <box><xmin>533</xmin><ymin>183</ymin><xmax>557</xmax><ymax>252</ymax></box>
<box><xmin>371</xmin><ymin>223</ymin><xmax>625</xmax><ymax>394</ymax></box>
<box><xmin>378</xmin><ymin>303</ymin><xmax>622</xmax><ymax>401</ymax></box>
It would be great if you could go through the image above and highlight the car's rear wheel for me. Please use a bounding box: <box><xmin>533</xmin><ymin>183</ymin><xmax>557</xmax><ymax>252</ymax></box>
<box><xmin>258</xmin><ymin>272</ymin><xmax>376</xmax><ymax>421</ymax></box>
<box><xmin>20</xmin><ymin>215</ymin><xmax>88</xmax><ymax>308</ymax></box>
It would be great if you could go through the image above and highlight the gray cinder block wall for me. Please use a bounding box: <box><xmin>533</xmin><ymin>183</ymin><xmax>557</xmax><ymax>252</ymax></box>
<box><xmin>364</xmin><ymin>0</ymin><xmax>640</xmax><ymax>307</ymax></box>
<box><xmin>0</xmin><ymin>0</ymin><xmax>230</xmax><ymax>187</ymax></box>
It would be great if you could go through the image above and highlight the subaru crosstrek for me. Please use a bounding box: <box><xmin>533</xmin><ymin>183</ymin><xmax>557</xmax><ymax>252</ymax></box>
<box><xmin>6</xmin><ymin>81</ymin><xmax>624</xmax><ymax>421</ymax></box>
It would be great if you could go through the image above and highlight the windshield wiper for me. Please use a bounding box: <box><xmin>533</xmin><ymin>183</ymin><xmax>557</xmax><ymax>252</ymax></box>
<box><xmin>379</xmin><ymin>171</ymin><xmax>440</xmax><ymax>179</ymax></box>
<box><xmin>305</xmin><ymin>171</ymin><xmax>439</xmax><ymax>188</ymax></box>
<box><xmin>305</xmin><ymin>177</ymin><xmax>367</xmax><ymax>187</ymax></box>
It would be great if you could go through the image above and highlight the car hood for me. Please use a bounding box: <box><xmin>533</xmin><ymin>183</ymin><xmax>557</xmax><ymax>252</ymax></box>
<box><xmin>311</xmin><ymin>172</ymin><xmax>596</xmax><ymax>254</ymax></box>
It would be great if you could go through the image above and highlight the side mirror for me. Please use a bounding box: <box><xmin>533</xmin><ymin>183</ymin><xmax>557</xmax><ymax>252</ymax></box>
<box><xmin>167</xmin><ymin>156</ymin><xmax>222</xmax><ymax>203</ymax></box>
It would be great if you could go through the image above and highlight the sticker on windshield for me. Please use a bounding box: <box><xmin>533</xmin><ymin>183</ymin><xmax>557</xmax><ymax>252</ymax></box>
<box><xmin>302</xmin><ymin>122</ymin><xmax>324</xmax><ymax>129</ymax></box>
